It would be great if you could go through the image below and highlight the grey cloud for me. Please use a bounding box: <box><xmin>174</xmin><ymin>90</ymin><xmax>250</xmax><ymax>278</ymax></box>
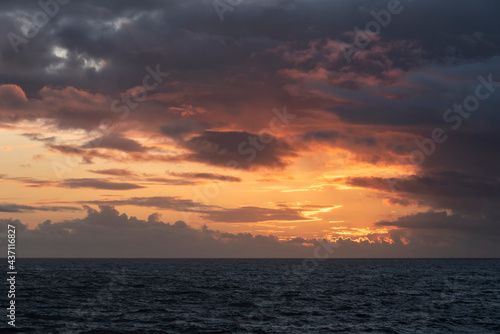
<box><xmin>83</xmin><ymin>133</ymin><xmax>147</xmax><ymax>152</ymax></box>
<box><xmin>0</xmin><ymin>203</ymin><xmax>81</xmax><ymax>213</ymax></box>
<box><xmin>144</xmin><ymin>177</ymin><xmax>199</xmax><ymax>186</ymax></box>
<box><xmin>372</xmin><ymin>211</ymin><xmax>500</xmax><ymax>257</ymax></box>
<box><xmin>346</xmin><ymin>170</ymin><xmax>500</xmax><ymax>215</ymax></box>
<box><xmin>81</xmin><ymin>196</ymin><xmax>309</xmax><ymax>223</ymax></box>
<box><xmin>376</xmin><ymin>211</ymin><xmax>500</xmax><ymax>239</ymax></box>
<box><xmin>1</xmin><ymin>206</ymin><xmax>498</xmax><ymax>258</ymax></box>
<box><xmin>347</xmin><ymin>171</ymin><xmax>500</xmax><ymax>200</ymax></box>
<box><xmin>21</xmin><ymin>133</ymin><xmax>56</xmax><ymax>143</ymax></box>
<box><xmin>168</xmin><ymin>171</ymin><xmax>241</xmax><ymax>183</ymax></box>
<box><xmin>182</xmin><ymin>131</ymin><xmax>296</xmax><ymax>170</ymax></box>
<box><xmin>203</xmin><ymin>206</ymin><xmax>308</xmax><ymax>223</ymax></box>
<box><xmin>88</xmin><ymin>169</ymin><xmax>137</xmax><ymax>176</ymax></box>
<box><xmin>81</xmin><ymin>196</ymin><xmax>213</xmax><ymax>213</ymax></box>
<box><xmin>303</xmin><ymin>130</ymin><xmax>377</xmax><ymax>147</ymax></box>
<box><xmin>0</xmin><ymin>205</ymin><xmax>336</xmax><ymax>258</ymax></box>
<box><xmin>60</xmin><ymin>178</ymin><xmax>144</xmax><ymax>190</ymax></box>
<box><xmin>160</xmin><ymin>119</ymin><xmax>210</xmax><ymax>139</ymax></box>
<box><xmin>5</xmin><ymin>176</ymin><xmax>144</xmax><ymax>190</ymax></box>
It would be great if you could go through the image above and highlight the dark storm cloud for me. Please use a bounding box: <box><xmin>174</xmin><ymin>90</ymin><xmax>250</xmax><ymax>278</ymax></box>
<box><xmin>182</xmin><ymin>131</ymin><xmax>296</xmax><ymax>170</ymax></box>
<box><xmin>303</xmin><ymin>130</ymin><xmax>377</xmax><ymax>147</ymax></box>
<box><xmin>2</xmin><ymin>0</ymin><xmax>499</xmax><ymax>96</ymax></box>
<box><xmin>347</xmin><ymin>171</ymin><xmax>500</xmax><ymax>200</ymax></box>
<box><xmin>376</xmin><ymin>211</ymin><xmax>500</xmax><ymax>239</ymax></box>
<box><xmin>1</xmin><ymin>0</ymin><xmax>500</xmax><ymax>256</ymax></box>
<box><xmin>2</xmin><ymin>0</ymin><xmax>499</xmax><ymax>135</ymax></box>
<box><xmin>374</xmin><ymin>211</ymin><xmax>500</xmax><ymax>257</ymax></box>
<box><xmin>418</xmin><ymin>131</ymin><xmax>500</xmax><ymax>179</ymax></box>
<box><xmin>339</xmin><ymin>109</ymin><xmax>500</xmax><ymax>221</ymax></box>
<box><xmin>160</xmin><ymin>119</ymin><xmax>210</xmax><ymax>139</ymax></box>
<box><xmin>346</xmin><ymin>170</ymin><xmax>500</xmax><ymax>216</ymax></box>
<box><xmin>321</xmin><ymin>61</ymin><xmax>500</xmax><ymax>128</ymax></box>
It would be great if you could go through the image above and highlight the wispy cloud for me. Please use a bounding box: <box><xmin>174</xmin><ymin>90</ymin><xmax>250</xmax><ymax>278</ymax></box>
<box><xmin>0</xmin><ymin>203</ymin><xmax>81</xmax><ymax>213</ymax></box>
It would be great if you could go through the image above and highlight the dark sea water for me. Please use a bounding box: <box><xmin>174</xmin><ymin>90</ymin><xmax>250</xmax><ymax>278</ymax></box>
<box><xmin>2</xmin><ymin>259</ymin><xmax>500</xmax><ymax>333</ymax></box>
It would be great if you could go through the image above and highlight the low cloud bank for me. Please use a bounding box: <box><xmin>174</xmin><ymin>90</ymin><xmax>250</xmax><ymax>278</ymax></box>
<box><xmin>1</xmin><ymin>206</ymin><xmax>498</xmax><ymax>258</ymax></box>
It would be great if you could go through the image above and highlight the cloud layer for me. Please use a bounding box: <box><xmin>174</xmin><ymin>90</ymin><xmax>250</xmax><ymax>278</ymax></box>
<box><xmin>1</xmin><ymin>0</ymin><xmax>499</xmax><ymax>257</ymax></box>
<box><xmin>1</xmin><ymin>206</ymin><xmax>498</xmax><ymax>258</ymax></box>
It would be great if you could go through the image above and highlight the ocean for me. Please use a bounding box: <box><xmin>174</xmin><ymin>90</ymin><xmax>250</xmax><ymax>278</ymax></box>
<box><xmin>4</xmin><ymin>258</ymin><xmax>500</xmax><ymax>333</ymax></box>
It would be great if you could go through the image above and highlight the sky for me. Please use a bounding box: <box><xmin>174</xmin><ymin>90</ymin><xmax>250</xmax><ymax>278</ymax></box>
<box><xmin>0</xmin><ymin>0</ymin><xmax>499</xmax><ymax>257</ymax></box>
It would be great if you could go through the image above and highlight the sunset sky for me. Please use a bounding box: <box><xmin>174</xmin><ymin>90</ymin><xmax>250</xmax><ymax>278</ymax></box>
<box><xmin>1</xmin><ymin>0</ymin><xmax>499</xmax><ymax>257</ymax></box>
